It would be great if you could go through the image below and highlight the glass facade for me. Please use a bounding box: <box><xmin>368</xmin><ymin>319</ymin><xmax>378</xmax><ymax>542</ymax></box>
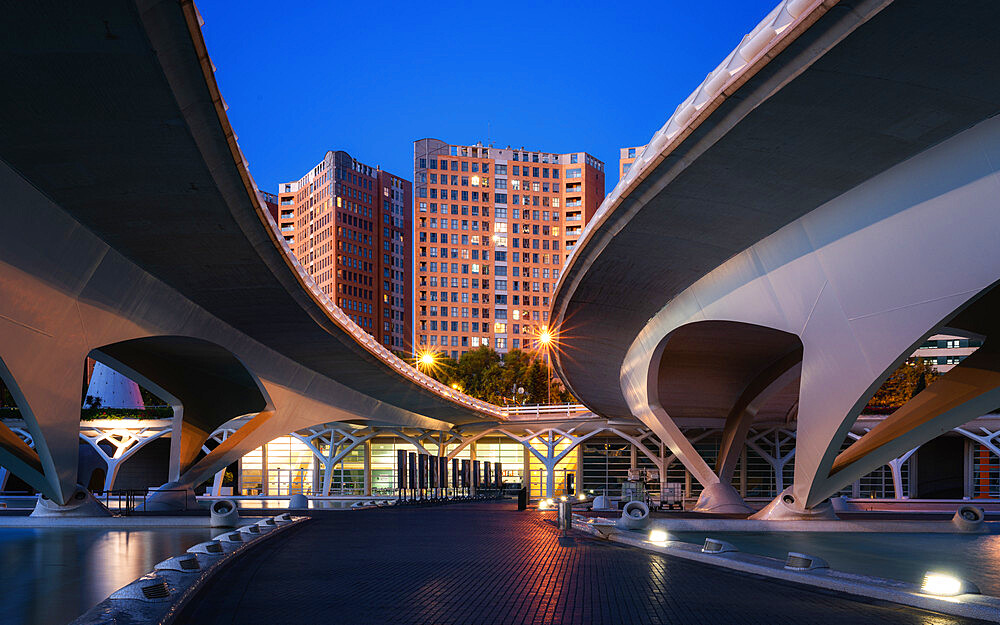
<box><xmin>239</xmin><ymin>436</ymin><xmax>316</xmax><ymax>496</ymax></box>
<box><xmin>472</xmin><ymin>436</ymin><xmax>525</xmax><ymax>486</ymax></box>
<box><xmin>234</xmin><ymin>430</ymin><xmax>926</xmax><ymax>502</ymax></box>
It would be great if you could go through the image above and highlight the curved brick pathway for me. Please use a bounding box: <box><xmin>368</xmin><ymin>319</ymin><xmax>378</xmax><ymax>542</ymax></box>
<box><xmin>179</xmin><ymin>502</ymin><xmax>985</xmax><ymax>624</ymax></box>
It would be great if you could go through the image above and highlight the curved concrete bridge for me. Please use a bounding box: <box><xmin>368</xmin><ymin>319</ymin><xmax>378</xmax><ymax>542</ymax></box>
<box><xmin>552</xmin><ymin>0</ymin><xmax>1000</xmax><ymax>517</ymax></box>
<box><xmin>0</xmin><ymin>0</ymin><xmax>501</xmax><ymax>506</ymax></box>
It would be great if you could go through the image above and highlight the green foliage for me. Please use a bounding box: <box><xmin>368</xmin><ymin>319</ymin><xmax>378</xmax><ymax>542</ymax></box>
<box><xmin>866</xmin><ymin>358</ymin><xmax>940</xmax><ymax>413</ymax></box>
<box><xmin>81</xmin><ymin>406</ymin><xmax>174</xmax><ymax>420</ymax></box>
<box><xmin>1</xmin><ymin>406</ymin><xmax>173</xmax><ymax>420</ymax></box>
<box><xmin>139</xmin><ymin>386</ymin><xmax>167</xmax><ymax>408</ymax></box>
<box><xmin>423</xmin><ymin>347</ymin><xmax>573</xmax><ymax>405</ymax></box>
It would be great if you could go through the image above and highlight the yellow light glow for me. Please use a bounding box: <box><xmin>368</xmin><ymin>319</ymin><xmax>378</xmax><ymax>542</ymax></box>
<box><xmin>648</xmin><ymin>529</ymin><xmax>668</xmax><ymax>544</ymax></box>
<box><xmin>538</xmin><ymin>329</ymin><xmax>553</xmax><ymax>345</ymax></box>
<box><xmin>451</xmin><ymin>383</ymin><xmax>461</xmax><ymax>390</ymax></box>
<box><xmin>560</xmin><ymin>495</ymin><xmax>567</xmax><ymax>502</ymax></box>
<box><xmin>578</xmin><ymin>493</ymin><xmax>586</xmax><ymax>501</ymax></box>
<box><xmin>418</xmin><ymin>353</ymin><xmax>435</xmax><ymax>366</ymax></box>
<box><xmin>922</xmin><ymin>572</ymin><xmax>964</xmax><ymax>596</ymax></box>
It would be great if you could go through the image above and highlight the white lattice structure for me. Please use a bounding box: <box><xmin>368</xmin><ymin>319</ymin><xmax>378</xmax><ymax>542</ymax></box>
<box><xmin>79</xmin><ymin>420</ymin><xmax>171</xmax><ymax>491</ymax></box>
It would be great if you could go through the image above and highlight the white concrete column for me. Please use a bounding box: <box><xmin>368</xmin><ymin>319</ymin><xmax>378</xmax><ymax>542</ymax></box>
<box><xmin>364</xmin><ymin>440</ymin><xmax>372</xmax><ymax>496</ymax></box>
<box><xmin>545</xmin><ymin>432</ymin><xmax>555</xmax><ymax>498</ymax></box>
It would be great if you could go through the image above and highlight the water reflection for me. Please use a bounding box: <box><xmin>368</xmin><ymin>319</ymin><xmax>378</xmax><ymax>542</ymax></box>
<box><xmin>231</xmin><ymin>498</ymin><xmax>357</xmax><ymax>510</ymax></box>
<box><xmin>667</xmin><ymin>531</ymin><xmax>1000</xmax><ymax>595</ymax></box>
<box><xmin>0</xmin><ymin>527</ymin><xmax>222</xmax><ymax>625</ymax></box>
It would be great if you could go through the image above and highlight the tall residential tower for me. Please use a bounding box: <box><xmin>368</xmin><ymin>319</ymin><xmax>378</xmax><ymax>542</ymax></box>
<box><xmin>619</xmin><ymin>145</ymin><xmax>643</xmax><ymax>181</ymax></box>
<box><xmin>278</xmin><ymin>150</ymin><xmax>412</xmax><ymax>352</ymax></box>
<box><xmin>413</xmin><ymin>139</ymin><xmax>604</xmax><ymax>360</ymax></box>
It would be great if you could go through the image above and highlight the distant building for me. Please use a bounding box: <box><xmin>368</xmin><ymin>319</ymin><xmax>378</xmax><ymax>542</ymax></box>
<box><xmin>259</xmin><ymin>190</ymin><xmax>279</xmax><ymax>222</ymax></box>
<box><xmin>277</xmin><ymin>151</ymin><xmax>412</xmax><ymax>352</ymax></box>
<box><xmin>413</xmin><ymin>139</ymin><xmax>605</xmax><ymax>360</ymax></box>
<box><xmin>912</xmin><ymin>334</ymin><xmax>981</xmax><ymax>373</ymax></box>
<box><xmin>619</xmin><ymin>145</ymin><xmax>644</xmax><ymax>181</ymax></box>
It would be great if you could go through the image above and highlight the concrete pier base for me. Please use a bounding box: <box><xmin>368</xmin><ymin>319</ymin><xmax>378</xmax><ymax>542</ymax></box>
<box><xmin>138</xmin><ymin>482</ymin><xmax>200</xmax><ymax>512</ymax></box>
<box><xmin>750</xmin><ymin>487</ymin><xmax>838</xmax><ymax>521</ymax></box>
<box><xmin>692</xmin><ymin>483</ymin><xmax>754</xmax><ymax>515</ymax></box>
<box><xmin>29</xmin><ymin>486</ymin><xmax>111</xmax><ymax>518</ymax></box>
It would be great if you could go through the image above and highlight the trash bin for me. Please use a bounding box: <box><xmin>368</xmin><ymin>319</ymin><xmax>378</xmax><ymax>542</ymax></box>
<box><xmin>558</xmin><ymin>500</ymin><xmax>572</xmax><ymax>531</ymax></box>
<box><xmin>517</xmin><ymin>487</ymin><xmax>528</xmax><ymax>511</ymax></box>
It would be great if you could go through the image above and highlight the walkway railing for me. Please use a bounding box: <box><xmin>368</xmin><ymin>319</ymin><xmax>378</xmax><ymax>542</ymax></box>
<box><xmin>500</xmin><ymin>404</ymin><xmax>590</xmax><ymax>419</ymax></box>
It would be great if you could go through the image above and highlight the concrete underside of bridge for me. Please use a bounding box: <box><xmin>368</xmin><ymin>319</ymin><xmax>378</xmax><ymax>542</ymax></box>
<box><xmin>552</xmin><ymin>0</ymin><xmax>1000</xmax><ymax>517</ymax></box>
<box><xmin>0</xmin><ymin>0</ymin><xmax>498</xmax><ymax>507</ymax></box>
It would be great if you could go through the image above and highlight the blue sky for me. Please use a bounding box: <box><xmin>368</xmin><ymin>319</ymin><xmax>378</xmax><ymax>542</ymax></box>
<box><xmin>198</xmin><ymin>0</ymin><xmax>778</xmax><ymax>193</ymax></box>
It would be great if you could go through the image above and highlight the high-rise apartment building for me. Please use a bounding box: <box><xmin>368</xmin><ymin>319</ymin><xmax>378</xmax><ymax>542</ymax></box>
<box><xmin>619</xmin><ymin>146</ymin><xmax>643</xmax><ymax>181</ymax></box>
<box><xmin>413</xmin><ymin>139</ymin><xmax>605</xmax><ymax>360</ymax></box>
<box><xmin>278</xmin><ymin>150</ymin><xmax>412</xmax><ymax>352</ymax></box>
<box><xmin>259</xmin><ymin>190</ymin><xmax>279</xmax><ymax>222</ymax></box>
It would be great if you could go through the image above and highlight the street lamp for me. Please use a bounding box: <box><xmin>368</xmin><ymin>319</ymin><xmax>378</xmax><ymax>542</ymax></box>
<box><xmin>416</xmin><ymin>351</ymin><xmax>436</xmax><ymax>372</ymax></box>
<box><xmin>537</xmin><ymin>327</ymin><xmax>554</xmax><ymax>404</ymax></box>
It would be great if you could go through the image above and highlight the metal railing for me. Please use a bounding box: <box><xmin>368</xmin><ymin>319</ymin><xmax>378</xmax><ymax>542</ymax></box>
<box><xmin>94</xmin><ymin>488</ymin><xmax>192</xmax><ymax>515</ymax></box>
<box><xmin>501</xmin><ymin>403</ymin><xmax>589</xmax><ymax>418</ymax></box>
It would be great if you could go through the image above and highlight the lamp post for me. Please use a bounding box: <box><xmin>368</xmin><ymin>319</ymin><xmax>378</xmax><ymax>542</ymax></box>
<box><xmin>538</xmin><ymin>328</ymin><xmax>553</xmax><ymax>404</ymax></box>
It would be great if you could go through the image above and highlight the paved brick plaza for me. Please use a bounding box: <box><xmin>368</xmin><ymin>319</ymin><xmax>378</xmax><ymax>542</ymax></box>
<box><xmin>180</xmin><ymin>503</ymin><xmax>985</xmax><ymax>624</ymax></box>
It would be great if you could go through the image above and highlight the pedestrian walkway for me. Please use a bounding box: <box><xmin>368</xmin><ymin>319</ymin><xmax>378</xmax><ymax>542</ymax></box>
<box><xmin>179</xmin><ymin>502</ymin><xmax>986</xmax><ymax>624</ymax></box>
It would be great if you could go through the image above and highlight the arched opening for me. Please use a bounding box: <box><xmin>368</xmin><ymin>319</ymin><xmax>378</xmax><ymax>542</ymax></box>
<box><xmin>89</xmin><ymin>336</ymin><xmax>270</xmax><ymax>481</ymax></box>
<box><xmin>826</xmin><ymin>281</ymin><xmax>1000</xmax><ymax>502</ymax></box>
<box><xmin>650</xmin><ymin>320</ymin><xmax>803</xmax><ymax>494</ymax></box>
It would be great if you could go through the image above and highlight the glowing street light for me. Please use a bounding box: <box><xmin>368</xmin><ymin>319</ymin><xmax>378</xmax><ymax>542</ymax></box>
<box><xmin>535</xmin><ymin>325</ymin><xmax>557</xmax><ymax>404</ymax></box>
<box><xmin>538</xmin><ymin>329</ymin><xmax>553</xmax><ymax>346</ymax></box>
<box><xmin>416</xmin><ymin>351</ymin><xmax>437</xmax><ymax>374</ymax></box>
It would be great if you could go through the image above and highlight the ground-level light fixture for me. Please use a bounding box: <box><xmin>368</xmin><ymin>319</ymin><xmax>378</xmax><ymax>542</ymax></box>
<box><xmin>577</xmin><ymin>493</ymin><xmax>586</xmax><ymax>501</ymax></box>
<box><xmin>921</xmin><ymin>572</ymin><xmax>980</xmax><ymax>597</ymax></box>
<box><xmin>559</xmin><ymin>495</ymin><xmax>567</xmax><ymax>502</ymax></box>
<box><xmin>648</xmin><ymin>529</ymin><xmax>668</xmax><ymax>544</ymax></box>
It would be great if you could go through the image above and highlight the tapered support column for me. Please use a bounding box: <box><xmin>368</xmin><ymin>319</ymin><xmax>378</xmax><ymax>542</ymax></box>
<box><xmin>0</xmin><ymin>335</ymin><xmax>89</xmax><ymax>504</ymax></box>
<box><xmin>364</xmin><ymin>440</ymin><xmax>372</xmax><ymax>497</ymax></box>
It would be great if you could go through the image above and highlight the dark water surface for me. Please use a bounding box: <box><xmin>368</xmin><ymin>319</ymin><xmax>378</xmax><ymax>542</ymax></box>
<box><xmin>0</xmin><ymin>527</ymin><xmax>221</xmax><ymax>625</ymax></box>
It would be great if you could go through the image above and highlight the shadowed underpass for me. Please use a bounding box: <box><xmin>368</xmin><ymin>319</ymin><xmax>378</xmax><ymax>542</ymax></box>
<box><xmin>178</xmin><ymin>503</ymin><xmax>986</xmax><ymax>624</ymax></box>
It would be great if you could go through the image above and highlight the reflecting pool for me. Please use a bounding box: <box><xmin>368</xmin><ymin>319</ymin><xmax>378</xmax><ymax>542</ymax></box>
<box><xmin>667</xmin><ymin>531</ymin><xmax>1000</xmax><ymax>596</ymax></box>
<box><xmin>0</xmin><ymin>527</ymin><xmax>222</xmax><ymax>625</ymax></box>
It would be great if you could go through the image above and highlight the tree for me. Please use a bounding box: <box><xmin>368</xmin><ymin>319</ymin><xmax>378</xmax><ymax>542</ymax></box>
<box><xmin>457</xmin><ymin>347</ymin><xmax>501</xmax><ymax>396</ymax></box>
<box><xmin>867</xmin><ymin>358</ymin><xmax>939</xmax><ymax>412</ymax></box>
<box><xmin>422</xmin><ymin>353</ymin><xmax>459</xmax><ymax>387</ymax></box>
<box><xmin>416</xmin><ymin>347</ymin><xmax>571</xmax><ymax>405</ymax></box>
